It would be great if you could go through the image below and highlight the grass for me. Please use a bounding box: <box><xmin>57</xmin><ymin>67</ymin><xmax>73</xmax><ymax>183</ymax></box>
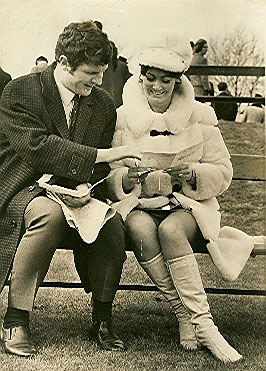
<box><xmin>0</xmin><ymin>120</ymin><xmax>265</xmax><ymax>370</ymax></box>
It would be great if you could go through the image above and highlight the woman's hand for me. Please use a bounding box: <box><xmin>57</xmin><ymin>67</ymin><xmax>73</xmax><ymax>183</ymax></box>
<box><xmin>122</xmin><ymin>166</ymin><xmax>151</xmax><ymax>191</ymax></box>
<box><xmin>164</xmin><ymin>164</ymin><xmax>194</xmax><ymax>183</ymax></box>
<box><xmin>96</xmin><ymin>146</ymin><xmax>142</xmax><ymax>163</ymax></box>
<box><xmin>127</xmin><ymin>166</ymin><xmax>151</xmax><ymax>184</ymax></box>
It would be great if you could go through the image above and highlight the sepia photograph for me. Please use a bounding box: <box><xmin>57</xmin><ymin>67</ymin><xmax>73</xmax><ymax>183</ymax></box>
<box><xmin>0</xmin><ymin>0</ymin><xmax>265</xmax><ymax>369</ymax></box>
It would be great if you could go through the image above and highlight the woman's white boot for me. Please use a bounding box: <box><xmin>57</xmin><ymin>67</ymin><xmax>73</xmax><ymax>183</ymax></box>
<box><xmin>140</xmin><ymin>253</ymin><xmax>198</xmax><ymax>350</ymax></box>
<box><xmin>167</xmin><ymin>254</ymin><xmax>242</xmax><ymax>363</ymax></box>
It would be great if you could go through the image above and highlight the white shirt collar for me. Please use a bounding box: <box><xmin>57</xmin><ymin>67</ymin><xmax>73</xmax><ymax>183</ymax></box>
<box><xmin>54</xmin><ymin>69</ymin><xmax>75</xmax><ymax>106</ymax></box>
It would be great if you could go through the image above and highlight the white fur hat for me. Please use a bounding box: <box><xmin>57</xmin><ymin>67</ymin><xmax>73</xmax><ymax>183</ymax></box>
<box><xmin>138</xmin><ymin>29</ymin><xmax>192</xmax><ymax>73</ymax></box>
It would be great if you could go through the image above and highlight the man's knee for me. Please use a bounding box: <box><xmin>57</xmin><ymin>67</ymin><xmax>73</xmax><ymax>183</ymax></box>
<box><xmin>24</xmin><ymin>196</ymin><xmax>67</xmax><ymax>233</ymax></box>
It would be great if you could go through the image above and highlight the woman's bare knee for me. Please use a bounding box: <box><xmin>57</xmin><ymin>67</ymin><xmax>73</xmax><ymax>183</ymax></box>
<box><xmin>125</xmin><ymin>211</ymin><xmax>161</xmax><ymax>262</ymax></box>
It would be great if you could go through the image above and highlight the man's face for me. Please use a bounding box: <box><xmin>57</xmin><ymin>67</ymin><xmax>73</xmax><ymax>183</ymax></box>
<box><xmin>61</xmin><ymin>62</ymin><xmax>108</xmax><ymax>96</ymax></box>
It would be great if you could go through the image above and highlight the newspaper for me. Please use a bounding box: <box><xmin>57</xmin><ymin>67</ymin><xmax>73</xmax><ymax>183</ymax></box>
<box><xmin>139</xmin><ymin>142</ymin><xmax>202</xmax><ymax>170</ymax></box>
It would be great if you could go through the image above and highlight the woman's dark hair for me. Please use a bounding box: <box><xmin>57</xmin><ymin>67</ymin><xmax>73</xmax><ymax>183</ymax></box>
<box><xmin>55</xmin><ymin>21</ymin><xmax>113</xmax><ymax>70</ymax></box>
<box><xmin>140</xmin><ymin>65</ymin><xmax>183</xmax><ymax>80</ymax></box>
<box><xmin>193</xmin><ymin>39</ymin><xmax>207</xmax><ymax>54</ymax></box>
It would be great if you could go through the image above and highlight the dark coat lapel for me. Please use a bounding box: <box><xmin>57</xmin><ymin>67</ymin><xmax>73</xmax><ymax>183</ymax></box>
<box><xmin>40</xmin><ymin>64</ymin><xmax>70</xmax><ymax>139</ymax></box>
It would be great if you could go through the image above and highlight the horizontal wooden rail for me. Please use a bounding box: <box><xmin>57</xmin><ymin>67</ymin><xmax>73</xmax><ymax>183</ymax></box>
<box><xmin>231</xmin><ymin>154</ymin><xmax>266</xmax><ymax>181</ymax></box>
<box><xmin>5</xmin><ymin>281</ymin><xmax>266</xmax><ymax>296</ymax></box>
<box><xmin>195</xmin><ymin>96</ymin><xmax>265</xmax><ymax>104</ymax></box>
<box><xmin>186</xmin><ymin>65</ymin><xmax>265</xmax><ymax>76</ymax></box>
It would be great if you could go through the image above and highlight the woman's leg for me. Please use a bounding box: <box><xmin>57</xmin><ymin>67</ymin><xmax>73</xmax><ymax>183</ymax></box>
<box><xmin>158</xmin><ymin>209</ymin><xmax>206</xmax><ymax>261</ymax></box>
<box><xmin>125</xmin><ymin>210</ymin><xmax>161</xmax><ymax>262</ymax></box>
<box><xmin>159</xmin><ymin>210</ymin><xmax>242</xmax><ymax>363</ymax></box>
<box><xmin>125</xmin><ymin>210</ymin><xmax>198</xmax><ymax>350</ymax></box>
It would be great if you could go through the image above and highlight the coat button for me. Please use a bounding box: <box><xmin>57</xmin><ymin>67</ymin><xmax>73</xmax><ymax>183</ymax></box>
<box><xmin>11</xmin><ymin>220</ymin><xmax>17</xmax><ymax>228</ymax></box>
<box><xmin>71</xmin><ymin>169</ymin><xmax>77</xmax><ymax>175</ymax></box>
<box><xmin>28</xmin><ymin>185</ymin><xmax>35</xmax><ymax>192</ymax></box>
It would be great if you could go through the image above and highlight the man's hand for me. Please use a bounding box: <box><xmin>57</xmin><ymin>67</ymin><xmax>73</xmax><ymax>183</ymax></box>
<box><xmin>60</xmin><ymin>184</ymin><xmax>91</xmax><ymax>208</ymax></box>
<box><xmin>96</xmin><ymin>146</ymin><xmax>142</xmax><ymax>163</ymax></box>
<box><xmin>164</xmin><ymin>164</ymin><xmax>193</xmax><ymax>183</ymax></box>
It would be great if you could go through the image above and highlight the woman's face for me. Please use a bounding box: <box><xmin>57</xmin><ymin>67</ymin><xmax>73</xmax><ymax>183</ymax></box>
<box><xmin>142</xmin><ymin>68</ymin><xmax>176</xmax><ymax>106</ymax></box>
<box><xmin>201</xmin><ymin>43</ymin><xmax>208</xmax><ymax>55</ymax></box>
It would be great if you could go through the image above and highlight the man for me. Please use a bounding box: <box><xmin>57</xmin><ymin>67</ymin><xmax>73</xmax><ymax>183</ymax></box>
<box><xmin>114</xmin><ymin>56</ymin><xmax>132</xmax><ymax>108</ymax></box>
<box><xmin>212</xmin><ymin>82</ymin><xmax>238</xmax><ymax>121</ymax></box>
<box><xmin>31</xmin><ymin>56</ymin><xmax>49</xmax><ymax>73</ymax></box>
<box><xmin>0</xmin><ymin>65</ymin><xmax>12</xmax><ymax>97</ymax></box>
<box><xmin>0</xmin><ymin>21</ymin><xmax>141</xmax><ymax>357</ymax></box>
<box><xmin>239</xmin><ymin>94</ymin><xmax>264</xmax><ymax>124</ymax></box>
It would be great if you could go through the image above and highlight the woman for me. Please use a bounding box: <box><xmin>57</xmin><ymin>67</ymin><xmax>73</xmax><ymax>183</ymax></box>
<box><xmin>189</xmin><ymin>38</ymin><xmax>211</xmax><ymax>96</ymax></box>
<box><xmin>108</xmin><ymin>30</ymin><xmax>256</xmax><ymax>363</ymax></box>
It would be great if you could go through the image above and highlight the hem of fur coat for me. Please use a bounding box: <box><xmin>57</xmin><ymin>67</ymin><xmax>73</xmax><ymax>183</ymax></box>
<box><xmin>206</xmin><ymin>227</ymin><xmax>254</xmax><ymax>281</ymax></box>
<box><xmin>171</xmin><ymin>192</ymin><xmax>254</xmax><ymax>281</ymax></box>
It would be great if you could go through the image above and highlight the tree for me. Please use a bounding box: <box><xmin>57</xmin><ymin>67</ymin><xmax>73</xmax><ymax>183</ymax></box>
<box><xmin>208</xmin><ymin>25</ymin><xmax>264</xmax><ymax>96</ymax></box>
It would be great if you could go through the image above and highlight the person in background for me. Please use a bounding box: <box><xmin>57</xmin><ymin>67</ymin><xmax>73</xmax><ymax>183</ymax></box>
<box><xmin>212</xmin><ymin>82</ymin><xmax>238</xmax><ymax>121</ymax></box>
<box><xmin>31</xmin><ymin>56</ymin><xmax>49</xmax><ymax>73</ymax></box>
<box><xmin>0</xmin><ymin>65</ymin><xmax>12</xmax><ymax>97</ymax></box>
<box><xmin>108</xmin><ymin>29</ymin><xmax>258</xmax><ymax>363</ymax></box>
<box><xmin>240</xmin><ymin>93</ymin><xmax>265</xmax><ymax>124</ymax></box>
<box><xmin>94</xmin><ymin>21</ymin><xmax>118</xmax><ymax>99</ymax></box>
<box><xmin>189</xmin><ymin>38</ymin><xmax>211</xmax><ymax>96</ymax></box>
<box><xmin>0</xmin><ymin>20</ymin><xmax>141</xmax><ymax>357</ymax></box>
<box><xmin>114</xmin><ymin>56</ymin><xmax>132</xmax><ymax>108</ymax></box>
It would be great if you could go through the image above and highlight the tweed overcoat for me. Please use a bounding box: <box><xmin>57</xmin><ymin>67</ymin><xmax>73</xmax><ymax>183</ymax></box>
<box><xmin>0</xmin><ymin>64</ymin><xmax>117</xmax><ymax>293</ymax></box>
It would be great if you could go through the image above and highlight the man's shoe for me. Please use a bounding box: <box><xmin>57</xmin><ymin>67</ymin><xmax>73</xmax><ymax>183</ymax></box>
<box><xmin>0</xmin><ymin>324</ymin><xmax>36</xmax><ymax>357</ymax></box>
<box><xmin>88</xmin><ymin>320</ymin><xmax>127</xmax><ymax>351</ymax></box>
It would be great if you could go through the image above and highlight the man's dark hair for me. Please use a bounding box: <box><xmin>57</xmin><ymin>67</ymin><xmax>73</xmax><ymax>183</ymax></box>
<box><xmin>36</xmin><ymin>56</ymin><xmax>48</xmax><ymax>65</ymax></box>
<box><xmin>55</xmin><ymin>21</ymin><xmax>112</xmax><ymax>70</ymax></box>
<box><xmin>218</xmin><ymin>82</ymin><xmax>227</xmax><ymax>91</ymax></box>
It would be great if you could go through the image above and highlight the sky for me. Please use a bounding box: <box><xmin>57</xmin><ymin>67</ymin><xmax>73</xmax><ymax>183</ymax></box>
<box><xmin>0</xmin><ymin>0</ymin><xmax>265</xmax><ymax>77</ymax></box>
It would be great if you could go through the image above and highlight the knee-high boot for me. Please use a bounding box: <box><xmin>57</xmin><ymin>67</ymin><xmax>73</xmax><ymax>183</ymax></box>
<box><xmin>139</xmin><ymin>253</ymin><xmax>198</xmax><ymax>350</ymax></box>
<box><xmin>167</xmin><ymin>254</ymin><xmax>242</xmax><ymax>363</ymax></box>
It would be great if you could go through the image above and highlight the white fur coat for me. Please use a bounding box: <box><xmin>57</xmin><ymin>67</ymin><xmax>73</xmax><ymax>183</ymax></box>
<box><xmin>108</xmin><ymin>75</ymin><xmax>255</xmax><ymax>281</ymax></box>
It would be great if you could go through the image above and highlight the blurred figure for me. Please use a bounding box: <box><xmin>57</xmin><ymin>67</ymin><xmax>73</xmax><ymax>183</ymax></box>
<box><xmin>94</xmin><ymin>20</ymin><xmax>118</xmax><ymax>99</ymax></box>
<box><xmin>240</xmin><ymin>94</ymin><xmax>265</xmax><ymax>124</ymax></box>
<box><xmin>114</xmin><ymin>56</ymin><xmax>132</xmax><ymax>108</ymax></box>
<box><xmin>190</xmin><ymin>40</ymin><xmax>195</xmax><ymax>50</ymax></box>
<box><xmin>0</xmin><ymin>66</ymin><xmax>12</xmax><ymax>97</ymax></box>
<box><xmin>100</xmin><ymin>41</ymin><xmax>118</xmax><ymax>99</ymax></box>
<box><xmin>212</xmin><ymin>82</ymin><xmax>238</xmax><ymax>121</ymax></box>
<box><xmin>31</xmin><ymin>56</ymin><xmax>48</xmax><ymax>73</ymax></box>
<box><xmin>189</xmin><ymin>39</ymin><xmax>211</xmax><ymax>96</ymax></box>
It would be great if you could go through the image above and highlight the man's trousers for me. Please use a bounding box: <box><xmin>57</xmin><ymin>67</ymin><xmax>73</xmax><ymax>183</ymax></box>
<box><xmin>8</xmin><ymin>196</ymin><xmax>126</xmax><ymax>311</ymax></box>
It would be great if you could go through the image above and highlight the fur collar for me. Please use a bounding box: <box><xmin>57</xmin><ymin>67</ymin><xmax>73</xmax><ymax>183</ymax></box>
<box><xmin>120</xmin><ymin>75</ymin><xmax>195</xmax><ymax>137</ymax></box>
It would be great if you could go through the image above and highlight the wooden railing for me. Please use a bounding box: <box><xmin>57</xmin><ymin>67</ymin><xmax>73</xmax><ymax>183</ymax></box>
<box><xmin>186</xmin><ymin>65</ymin><xmax>265</xmax><ymax>103</ymax></box>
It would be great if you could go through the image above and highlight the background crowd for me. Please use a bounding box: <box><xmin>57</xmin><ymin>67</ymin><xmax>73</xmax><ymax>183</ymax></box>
<box><xmin>0</xmin><ymin>35</ymin><xmax>263</xmax><ymax>123</ymax></box>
